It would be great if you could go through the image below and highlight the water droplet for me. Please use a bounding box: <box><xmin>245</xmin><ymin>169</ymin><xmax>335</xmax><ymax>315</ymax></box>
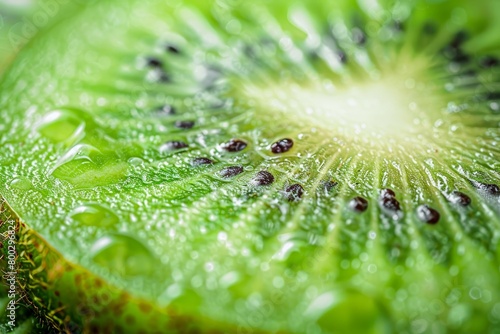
<box><xmin>90</xmin><ymin>234</ymin><xmax>155</xmax><ymax>277</ymax></box>
<box><xmin>311</xmin><ymin>291</ymin><xmax>383</xmax><ymax>331</ymax></box>
<box><xmin>304</xmin><ymin>292</ymin><xmax>338</xmax><ymax>318</ymax></box>
<box><xmin>50</xmin><ymin>144</ymin><xmax>127</xmax><ymax>187</ymax></box>
<box><xmin>469</xmin><ymin>287</ymin><xmax>482</xmax><ymax>300</ymax></box>
<box><xmin>9</xmin><ymin>177</ymin><xmax>32</xmax><ymax>190</ymax></box>
<box><xmin>69</xmin><ymin>203</ymin><xmax>119</xmax><ymax>227</ymax></box>
<box><xmin>273</xmin><ymin>240</ymin><xmax>305</xmax><ymax>261</ymax></box>
<box><xmin>174</xmin><ymin>120</ymin><xmax>195</xmax><ymax>129</ymax></box>
<box><xmin>128</xmin><ymin>157</ymin><xmax>144</xmax><ymax>166</ymax></box>
<box><xmin>219</xmin><ymin>271</ymin><xmax>240</xmax><ymax>288</ymax></box>
<box><xmin>36</xmin><ymin>110</ymin><xmax>85</xmax><ymax>143</ymax></box>
<box><xmin>272</xmin><ymin>276</ymin><xmax>285</xmax><ymax>289</ymax></box>
<box><xmin>204</xmin><ymin>262</ymin><xmax>215</xmax><ymax>272</ymax></box>
<box><xmin>51</xmin><ymin>144</ymin><xmax>101</xmax><ymax>171</ymax></box>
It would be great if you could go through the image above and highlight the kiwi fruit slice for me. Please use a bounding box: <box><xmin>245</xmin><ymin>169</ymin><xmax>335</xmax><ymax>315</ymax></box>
<box><xmin>1</xmin><ymin>0</ymin><xmax>500</xmax><ymax>333</ymax></box>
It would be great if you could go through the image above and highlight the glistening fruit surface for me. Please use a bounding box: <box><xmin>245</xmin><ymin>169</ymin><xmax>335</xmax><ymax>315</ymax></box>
<box><xmin>1</xmin><ymin>0</ymin><xmax>500</xmax><ymax>333</ymax></box>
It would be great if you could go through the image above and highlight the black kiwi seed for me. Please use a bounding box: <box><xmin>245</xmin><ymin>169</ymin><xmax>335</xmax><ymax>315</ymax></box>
<box><xmin>165</xmin><ymin>44</ymin><xmax>180</xmax><ymax>54</ymax></box>
<box><xmin>417</xmin><ymin>205</ymin><xmax>440</xmax><ymax>224</ymax></box>
<box><xmin>222</xmin><ymin>139</ymin><xmax>247</xmax><ymax>152</ymax></box>
<box><xmin>380</xmin><ymin>197</ymin><xmax>401</xmax><ymax>211</ymax></box>
<box><xmin>443</xmin><ymin>31</ymin><xmax>470</xmax><ymax>63</ymax></box>
<box><xmin>155</xmin><ymin>105</ymin><xmax>175</xmax><ymax>115</ymax></box>
<box><xmin>484</xmin><ymin>184</ymin><xmax>500</xmax><ymax>196</ymax></box>
<box><xmin>323</xmin><ymin>180</ymin><xmax>338</xmax><ymax>192</ymax></box>
<box><xmin>285</xmin><ymin>184</ymin><xmax>304</xmax><ymax>202</ymax></box>
<box><xmin>251</xmin><ymin>171</ymin><xmax>274</xmax><ymax>186</ymax></box>
<box><xmin>191</xmin><ymin>157</ymin><xmax>214</xmax><ymax>166</ymax></box>
<box><xmin>145</xmin><ymin>57</ymin><xmax>163</xmax><ymax>68</ymax></box>
<box><xmin>479</xmin><ymin>56</ymin><xmax>499</xmax><ymax>68</ymax></box>
<box><xmin>392</xmin><ymin>20</ymin><xmax>404</xmax><ymax>32</ymax></box>
<box><xmin>472</xmin><ymin>181</ymin><xmax>500</xmax><ymax>196</ymax></box>
<box><xmin>148</xmin><ymin>68</ymin><xmax>170</xmax><ymax>83</ymax></box>
<box><xmin>271</xmin><ymin>138</ymin><xmax>294</xmax><ymax>154</ymax></box>
<box><xmin>461</xmin><ymin>69</ymin><xmax>476</xmax><ymax>78</ymax></box>
<box><xmin>380</xmin><ymin>188</ymin><xmax>396</xmax><ymax>199</ymax></box>
<box><xmin>243</xmin><ymin>44</ymin><xmax>257</xmax><ymax>59</ymax></box>
<box><xmin>450</xmin><ymin>30</ymin><xmax>468</xmax><ymax>48</ymax></box>
<box><xmin>449</xmin><ymin>191</ymin><xmax>472</xmax><ymax>206</ymax></box>
<box><xmin>462</xmin><ymin>69</ymin><xmax>476</xmax><ymax>76</ymax></box>
<box><xmin>348</xmin><ymin>196</ymin><xmax>368</xmax><ymax>213</ymax></box>
<box><xmin>337</xmin><ymin>51</ymin><xmax>347</xmax><ymax>64</ymax></box>
<box><xmin>220</xmin><ymin>166</ymin><xmax>244</xmax><ymax>178</ymax></box>
<box><xmin>175</xmin><ymin>120</ymin><xmax>195</xmax><ymax>129</ymax></box>
<box><xmin>482</xmin><ymin>183</ymin><xmax>500</xmax><ymax>196</ymax></box>
<box><xmin>352</xmin><ymin>27</ymin><xmax>366</xmax><ymax>45</ymax></box>
<box><xmin>162</xmin><ymin>140</ymin><xmax>188</xmax><ymax>150</ymax></box>
<box><xmin>484</xmin><ymin>92</ymin><xmax>500</xmax><ymax>101</ymax></box>
<box><xmin>158</xmin><ymin>72</ymin><xmax>170</xmax><ymax>83</ymax></box>
<box><xmin>450</xmin><ymin>51</ymin><xmax>470</xmax><ymax>64</ymax></box>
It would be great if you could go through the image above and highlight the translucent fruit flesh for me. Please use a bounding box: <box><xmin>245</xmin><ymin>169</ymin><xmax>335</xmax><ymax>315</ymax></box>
<box><xmin>1</xmin><ymin>0</ymin><xmax>500</xmax><ymax>333</ymax></box>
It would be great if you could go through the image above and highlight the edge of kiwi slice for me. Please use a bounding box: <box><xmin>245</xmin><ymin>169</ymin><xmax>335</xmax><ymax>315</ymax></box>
<box><xmin>0</xmin><ymin>199</ymin><xmax>238</xmax><ymax>333</ymax></box>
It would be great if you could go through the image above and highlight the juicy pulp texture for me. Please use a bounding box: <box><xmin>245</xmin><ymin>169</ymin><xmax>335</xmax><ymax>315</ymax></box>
<box><xmin>1</xmin><ymin>0</ymin><xmax>500</xmax><ymax>333</ymax></box>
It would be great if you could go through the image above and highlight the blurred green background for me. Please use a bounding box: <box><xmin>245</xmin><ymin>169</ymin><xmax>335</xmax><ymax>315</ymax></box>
<box><xmin>0</xmin><ymin>0</ymin><xmax>76</xmax><ymax>75</ymax></box>
<box><xmin>0</xmin><ymin>0</ymin><xmax>35</xmax><ymax>73</ymax></box>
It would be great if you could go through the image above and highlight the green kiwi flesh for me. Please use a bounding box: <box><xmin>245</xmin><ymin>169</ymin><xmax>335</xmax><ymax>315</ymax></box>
<box><xmin>1</xmin><ymin>0</ymin><xmax>500</xmax><ymax>333</ymax></box>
